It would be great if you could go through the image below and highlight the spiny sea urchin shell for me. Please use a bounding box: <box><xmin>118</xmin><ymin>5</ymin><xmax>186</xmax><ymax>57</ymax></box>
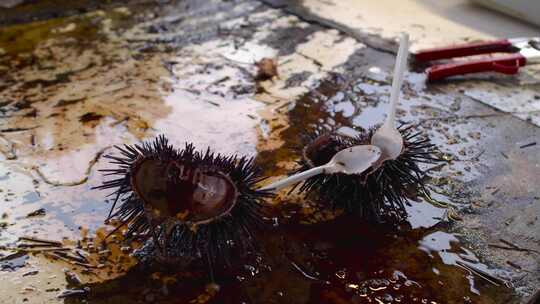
<box><xmin>293</xmin><ymin>125</ymin><xmax>439</xmax><ymax>223</ymax></box>
<box><xmin>94</xmin><ymin>135</ymin><xmax>271</xmax><ymax>269</ymax></box>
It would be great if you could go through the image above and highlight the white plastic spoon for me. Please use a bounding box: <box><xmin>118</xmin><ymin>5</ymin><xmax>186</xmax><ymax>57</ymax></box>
<box><xmin>371</xmin><ymin>33</ymin><xmax>410</xmax><ymax>161</ymax></box>
<box><xmin>261</xmin><ymin>145</ymin><xmax>382</xmax><ymax>191</ymax></box>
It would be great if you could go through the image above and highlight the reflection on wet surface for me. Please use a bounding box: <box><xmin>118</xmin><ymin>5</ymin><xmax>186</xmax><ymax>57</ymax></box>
<box><xmin>0</xmin><ymin>0</ymin><xmax>534</xmax><ymax>303</ymax></box>
<box><xmin>49</xmin><ymin>211</ymin><xmax>514</xmax><ymax>303</ymax></box>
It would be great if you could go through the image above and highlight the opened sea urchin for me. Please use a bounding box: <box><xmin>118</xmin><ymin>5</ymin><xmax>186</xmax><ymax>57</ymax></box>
<box><xmin>293</xmin><ymin>125</ymin><xmax>438</xmax><ymax>223</ymax></box>
<box><xmin>94</xmin><ymin>135</ymin><xmax>271</xmax><ymax>269</ymax></box>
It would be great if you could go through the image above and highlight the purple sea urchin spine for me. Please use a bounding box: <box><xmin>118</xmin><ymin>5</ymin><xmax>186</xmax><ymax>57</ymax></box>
<box><xmin>93</xmin><ymin>135</ymin><xmax>272</xmax><ymax>271</ymax></box>
<box><xmin>293</xmin><ymin>125</ymin><xmax>439</xmax><ymax>223</ymax></box>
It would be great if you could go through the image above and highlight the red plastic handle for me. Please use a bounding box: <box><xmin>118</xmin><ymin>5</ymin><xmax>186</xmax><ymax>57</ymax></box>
<box><xmin>415</xmin><ymin>39</ymin><xmax>514</xmax><ymax>62</ymax></box>
<box><xmin>427</xmin><ymin>53</ymin><xmax>527</xmax><ymax>81</ymax></box>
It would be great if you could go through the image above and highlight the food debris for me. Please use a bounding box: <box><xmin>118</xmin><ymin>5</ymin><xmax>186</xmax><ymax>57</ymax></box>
<box><xmin>57</xmin><ymin>288</ymin><xmax>89</xmax><ymax>299</ymax></box>
<box><xmin>519</xmin><ymin>142</ymin><xmax>536</xmax><ymax>149</ymax></box>
<box><xmin>22</xmin><ymin>270</ymin><xmax>39</xmax><ymax>277</ymax></box>
<box><xmin>54</xmin><ymin>97</ymin><xmax>86</xmax><ymax>107</ymax></box>
<box><xmin>25</xmin><ymin>208</ymin><xmax>46</xmax><ymax>217</ymax></box>
<box><xmin>19</xmin><ymin>236</ymin><xmax>63</xmax><ymax>247</ymax></box>
<box><xmin>255</xmin><ymin>58</ymin><xmax>278</xmax><ymax>81</ymax></box>
<box><xmin>64</xmin><ymin>270</ymin><xmax>83</xmax><ymax>286</ymax></box>
<box><xmin>78</xmin><ymin>112</ymin><xmax>104</xmax><ymax>123</ymax></box>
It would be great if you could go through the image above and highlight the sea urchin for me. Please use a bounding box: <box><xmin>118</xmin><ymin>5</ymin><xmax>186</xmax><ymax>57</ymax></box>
<box><xmin>293</xmin><ymin>125</ymin><xmax>439</xmax><ymax>223</ymax></box>
<box><xmin>94</xmin><ymin>135</ymin><xmax>271</xmax><ymax>269</ymax></box>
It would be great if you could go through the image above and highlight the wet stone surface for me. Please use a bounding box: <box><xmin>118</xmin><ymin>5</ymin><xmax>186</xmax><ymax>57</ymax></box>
<box><xmin>0</xmin><ymin>0</ymin><xmax>539</xmax><ymax>303</ymax></box>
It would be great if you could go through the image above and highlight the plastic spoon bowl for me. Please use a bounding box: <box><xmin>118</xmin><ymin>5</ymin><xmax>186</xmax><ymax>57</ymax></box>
<box><xmin>261</xmin><ymin>145</ymin><xmax>382</xmax><ymax>191</ymax></box>
<box><xmin>371</xmin><ymin>33</ymin><xmax>409</xmax><ymax>161</ymax></box>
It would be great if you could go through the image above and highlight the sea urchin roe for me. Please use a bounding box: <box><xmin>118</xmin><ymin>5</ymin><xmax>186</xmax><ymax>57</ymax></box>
<box><xmin>131</xmin><ymin>158</ymin><xmax>237</xmax><ymax>224</ymax></box>
<box><xmin>303</xmin><ymin>133</ymin><xmax>344</xmax><ymax>167</ymax></box>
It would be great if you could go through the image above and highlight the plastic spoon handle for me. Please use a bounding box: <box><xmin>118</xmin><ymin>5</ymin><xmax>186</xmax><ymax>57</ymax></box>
<box><xmin>386</xmin><ymin>33</ymin><xmax>409</xmax><ymax>127</ymax></box>
<box><xmin>260</xmin><ymin>166</ymin><xmax>327</xmax><ymax>191</ymax></box>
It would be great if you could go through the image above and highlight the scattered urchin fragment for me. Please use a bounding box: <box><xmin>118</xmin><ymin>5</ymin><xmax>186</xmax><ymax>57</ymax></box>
<box><xmin>94</xmin><ymin>135</ymin><xmax>272</xmax><ymax>270</ymax></box>
<box><xmin>293</xmin><ymin>125</ymin><xmax>439</xmax><ymax>223</ymax></box>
